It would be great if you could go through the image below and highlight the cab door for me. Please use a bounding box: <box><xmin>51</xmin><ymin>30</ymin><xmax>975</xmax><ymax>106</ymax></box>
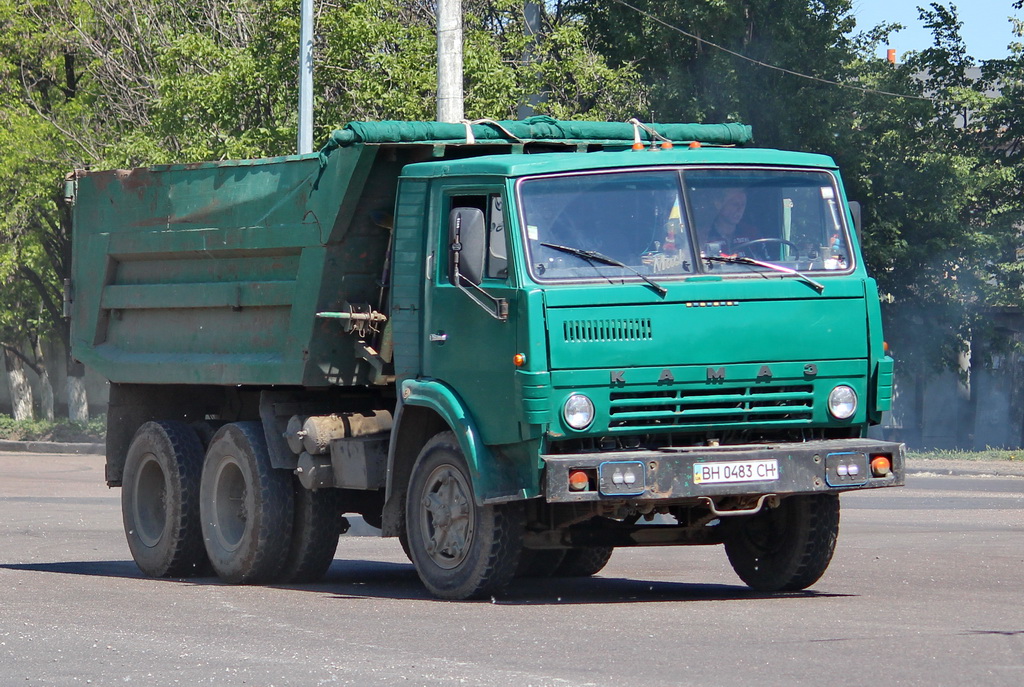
<box><xmin>422</xmin><ymin>185</ymin><xmax>522</xmax><ymax>445</ymax></box>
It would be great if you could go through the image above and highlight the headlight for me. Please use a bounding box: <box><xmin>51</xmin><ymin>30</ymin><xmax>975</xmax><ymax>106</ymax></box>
<box><xmin>563</xmin><ymin>394</ymin><xmax>595</xmax><ymax>430</ymax></box>
<box><xmin>828</xmin><ymin>385</ymin><xmax>858</xmax><ymax>420</ymax></box>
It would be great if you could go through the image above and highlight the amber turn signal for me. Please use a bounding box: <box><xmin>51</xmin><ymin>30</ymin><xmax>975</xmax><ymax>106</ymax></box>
<box><xmin>870</xmin><ymin>455</ymin><xmax>892</xmax><ymax>477</ymax></box>
<box><xmin>513</xmin><ymin>353</ymin><xmax>526</xmax><ymax>367</ymax></box>
<box><xmin>568</xmin><ymin>470</ymin><xmax>591</xmax><ymax>491</ymax></box>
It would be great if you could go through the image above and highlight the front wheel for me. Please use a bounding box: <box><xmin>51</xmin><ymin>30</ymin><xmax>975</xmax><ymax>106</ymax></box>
<box><xmin>405</xmin><ymin>432</ymin><xmax>523</xmax><ymax>599</ymax></box>
<box><xmin>723</xmin><ymin>493</ymin><xmax>839</xmax><ymax>592</ymax></box>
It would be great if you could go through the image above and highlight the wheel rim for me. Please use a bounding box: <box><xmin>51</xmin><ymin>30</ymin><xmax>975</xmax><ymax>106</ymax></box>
<box><xmin>132</xmin><ymin>453</ymin><xmax>167</xmax><ymax>548</ymax></box>
<box><xmin>211</xmin><ymin>457</ymin><xmax>248</xmax><ymax>552</ymax></box>
<box><xmin>417</xmin><ymin>463</ymin><xmax>474</xmax><ymax>570</ymax></box>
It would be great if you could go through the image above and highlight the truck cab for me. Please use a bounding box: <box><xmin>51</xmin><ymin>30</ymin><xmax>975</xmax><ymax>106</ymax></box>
<box><xmin>387</xmin><ymin>144</ymin><xmax>901</xmax><ymax>596</ymax></box>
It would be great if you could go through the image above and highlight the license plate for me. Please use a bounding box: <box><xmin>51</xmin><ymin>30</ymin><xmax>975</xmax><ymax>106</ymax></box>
<box><xmin>694</xmin><ymin>459</ymin><xmax>779</xmax><ymax>485</ymax></box>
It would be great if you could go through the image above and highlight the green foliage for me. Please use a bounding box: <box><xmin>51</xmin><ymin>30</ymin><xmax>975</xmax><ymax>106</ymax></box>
<box><xmin>3</xmin><ymin>0</ymin><xmax>1024</xmax><ymax>411</ymax></box>
<box><xmin>0</xmin><ymin>414</ymin><xmax>105</xmax><ymax>441</ymax></box>
<box><xmin>908</xmin><ymin>448</ymin><xmax>1024</xmax><ymax>463</ymax></box>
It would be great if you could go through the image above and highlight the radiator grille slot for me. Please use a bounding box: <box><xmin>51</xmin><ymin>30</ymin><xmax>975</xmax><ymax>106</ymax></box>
<box><xmin>563</xmin><ymin>318</ymin><xmax>653</xmax><ymax>343</ymax></box>
<box><xmin>609</xmin><ymin>384</ymin><xmax>814</xmax><ymax>429</ymax></box>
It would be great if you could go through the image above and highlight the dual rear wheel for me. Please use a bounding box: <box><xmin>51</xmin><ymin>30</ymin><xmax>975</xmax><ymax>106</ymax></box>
<box><xmin>121</xmin><ymin>421</ymin><xmax>341</xmax><ymax>584</ymax></box>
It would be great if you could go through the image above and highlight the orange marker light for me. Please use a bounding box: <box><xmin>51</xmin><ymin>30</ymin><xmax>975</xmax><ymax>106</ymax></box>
<box><xmin>661</xmin><ymin>141</ymin><xmax>674</xmax><ymax>150</ymax></box>
<box><xmin>689</xmin><ymin>141</ymin><xmax>702</xmax><ymax>149</ymax></box>
<box><xmin>513</xmin><ymin>353</ymin><xmax>526</xmax><ymax>367</ymax></box>
<box><xmin>632</xmin><ymin>142</ymin><xmax>645</xmax><ymax>150</ymax></box>
<box><xmin>870</xmin><ymin>455</ymin><xmax>892</xmax><ymax>477</ymax></box>
<box><xmin>568</xmin><ymin>470</ymin><xmax>590</xmax><ymax>491</ymax></box>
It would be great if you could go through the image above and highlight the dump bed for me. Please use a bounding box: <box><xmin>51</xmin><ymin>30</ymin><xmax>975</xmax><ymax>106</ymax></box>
<box><xmin>68</xmin><ymin>118</ymin><xmax>752</xmax><ymax>388</ymax></box>
<box><xmin>69</xmin><ymin>146</ymin><xmax>397</xmax><ymax>387</ymax></box>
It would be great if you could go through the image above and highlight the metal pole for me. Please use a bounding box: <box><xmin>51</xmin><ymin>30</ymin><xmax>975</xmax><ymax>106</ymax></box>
<box><xmin>436</xmin><ymin>0</ymin><xmax>464</xmax><ymax>122</ymax></box>
<box><xmin>516</xmin><ymin>1</ymin><xmax>543</xmax><ymax>119</ymax></box>
<box><xmin>298</xmin><ymin>0</ymin><xmax>314</xmax><ymax>153</ymax></box>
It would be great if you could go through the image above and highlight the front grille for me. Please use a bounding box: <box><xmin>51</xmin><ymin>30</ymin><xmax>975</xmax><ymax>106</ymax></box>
<box><xmin>563</xmin><ymin>318</ymin><xmax>652</xmax><ymax>343</ymax></box>
<box><xmin>609</xmin><ymin>384</ymin><xmax>814</xmax><ymax>430</ymax></box>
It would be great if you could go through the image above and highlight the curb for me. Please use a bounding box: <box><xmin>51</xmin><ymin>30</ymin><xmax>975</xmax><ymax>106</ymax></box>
<box><xmin>906</xmin><ymin>459</ymin><xmax>1024</xmax><ymax>479</ymax></box>
<box><xmin>0</xmin><ymin>440</ymin><xmax>105</xmax><ymax>455</ymax></box>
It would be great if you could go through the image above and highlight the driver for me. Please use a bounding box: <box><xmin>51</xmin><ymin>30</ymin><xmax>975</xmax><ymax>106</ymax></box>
<box><xmin>701</xmin><ymin>187</ymin><xmax>760</xmax><ymax>256</ymax></box>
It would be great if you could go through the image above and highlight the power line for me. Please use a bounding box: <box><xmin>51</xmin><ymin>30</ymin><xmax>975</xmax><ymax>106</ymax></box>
<box><xmin>608</xmin><ymin>0</ymin><xmax>939</xmax><ymax>103</ymax></box>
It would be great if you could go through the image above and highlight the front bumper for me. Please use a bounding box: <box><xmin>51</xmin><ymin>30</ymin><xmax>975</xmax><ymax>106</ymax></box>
<box><xmin>543</xmin><ymin>438</ymin><xmax>904</xmax><ymax>503</ymax></box>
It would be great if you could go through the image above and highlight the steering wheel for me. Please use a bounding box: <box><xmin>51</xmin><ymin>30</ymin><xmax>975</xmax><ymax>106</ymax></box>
<box><xmin>733</xmin><ymin>238</ymin><xmax>798</xmax><ymax>261</ymax></box>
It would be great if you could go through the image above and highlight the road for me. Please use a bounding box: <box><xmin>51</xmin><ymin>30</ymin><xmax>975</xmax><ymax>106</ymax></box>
<box><xmin>1</xmin><ymin>452</ymin><xmax>1022</xmax><ymax>686</ymax></box>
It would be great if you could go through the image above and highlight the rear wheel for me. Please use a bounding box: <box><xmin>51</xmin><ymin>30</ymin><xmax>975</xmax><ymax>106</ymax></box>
<box><xmin>515</xmin><ymin>549</ymin><xmax>566</xmax><ymax>578</ymax></box>
<box><xmin>405</xmin><ymin>432</ymin><xmax>523</xmax><ymax>599</ymax></box>
<box><xmin>723</xmin><ymin>493</ymin><xmax>840</xmax><ymax>592</ymax></box>
<box><xmin>554</xmin><ymin>546</ymin><xmax>613</xmax><ymax>577</ymax></box>
<box><xmin>279</xmin><ymin>483</ymin><xmax>344</xmax><ymax>583</ymax></box>
<box><xmin>121</xmin><ymin>421</ymin><xmax>208</xmax><ymax>578</ymax></box>
<box><xmin>200</xmin><ymin>422</ymin><xmax>293</xmax><ymax>584</ymax></box>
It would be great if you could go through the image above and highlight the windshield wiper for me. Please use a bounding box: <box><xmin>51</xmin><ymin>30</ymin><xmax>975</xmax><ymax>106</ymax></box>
<box><xmin>541</xmin><ymin>242</ymin><xmax>667</xmax><ymax>297</ymax></box>
<box><xmin>704</xmin><ymin>255</ymin><xmax>825</xmax><ymax>294</ymax></box>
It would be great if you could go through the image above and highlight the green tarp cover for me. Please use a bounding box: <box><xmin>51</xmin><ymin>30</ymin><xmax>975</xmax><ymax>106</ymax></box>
<box><xmin>323</xmin><ymin>116</ymin><xmax>751</xmax><ymax>150</ymax></box>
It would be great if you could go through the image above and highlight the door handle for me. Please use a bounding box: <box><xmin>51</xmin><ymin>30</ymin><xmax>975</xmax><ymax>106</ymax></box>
<box><xmin>429</xmin><ymin>333</ymin><xmax>448</xmax><ymax>342</ymax></box>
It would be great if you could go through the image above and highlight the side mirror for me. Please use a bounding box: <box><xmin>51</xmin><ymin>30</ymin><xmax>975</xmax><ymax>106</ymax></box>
<box><xmin>848</xmin><ymin>201</ymin><xmax>863</xmax><ymax>245</ymax></box>
<box><xmin>449</xmin><ymin>207</ymin><xmax>486</xmax><ymax>285</ymax></box>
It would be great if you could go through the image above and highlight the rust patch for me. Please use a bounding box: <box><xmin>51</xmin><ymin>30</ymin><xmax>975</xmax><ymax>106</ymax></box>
<box><xmin>115</xmin><ymin>168</ymin><xmax>156</xmax><ymax>193</ymax></box>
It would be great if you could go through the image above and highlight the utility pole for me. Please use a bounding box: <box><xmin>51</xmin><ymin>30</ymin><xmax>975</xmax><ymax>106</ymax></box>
<box><xmin>516</xmin><ymin>2</ymin><xmax>543</xmax><ymax>119</ymax></box>
<box><xmin>298</xmin><ymin>0</ymin><xmax>314</xmax><ymax>153</ymax></box>
<box><xmin>436</xmin><ymin>0</ymin><xmax>464</xmax><ymax>122</ymax></box>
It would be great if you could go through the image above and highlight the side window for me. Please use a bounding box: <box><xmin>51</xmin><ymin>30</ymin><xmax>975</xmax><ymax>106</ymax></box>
<box><xmin>448</xmin><ymin>193</ymin><xmax>508</xmax><ymax>281</ymax></box>
<box><xmin>487</xmin><ymin>195</ymin><xmax>507</xmax><ymax>279</ymax></box>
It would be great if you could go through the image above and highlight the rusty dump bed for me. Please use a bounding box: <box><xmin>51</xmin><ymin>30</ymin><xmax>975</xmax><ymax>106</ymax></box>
<box><xmin>68</xmin><ymin>145</ymin><xmax>399</xmax><ymax>388</ymax></box>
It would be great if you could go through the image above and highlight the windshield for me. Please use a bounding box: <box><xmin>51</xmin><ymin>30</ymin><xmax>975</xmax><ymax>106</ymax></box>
<box><xmin>520</xmin><ymin>170</ymin><xmax>694</xmax><ymax>282</ymax></box>
<box><xmin>686</xmin><ymin>169</ymin><xmax>852</xmax><ymax>273</ymax></box>
<box><xmin>518</xmin><ymin>167</ymin><xmax>853</xmax><ymax>283</ymax></box>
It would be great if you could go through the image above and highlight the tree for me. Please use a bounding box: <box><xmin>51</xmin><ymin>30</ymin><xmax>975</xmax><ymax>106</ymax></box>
<box><xmin>565</xmin><ymin>0</ymin><xmax>859</xmax><ymax>151</ymax></box>
<box><xmin>0</xmin><ymin>0</ymin><xmax>647</xmax><ymax>422</ymax></box>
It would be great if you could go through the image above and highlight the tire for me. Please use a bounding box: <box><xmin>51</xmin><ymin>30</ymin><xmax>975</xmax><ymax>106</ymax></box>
<box><xmin>516</xmin><ymin>549</ymin><xmax>566</xmax><ymax>578</ymax></box>
<box><xmin>200</xmin><ymin>422</ymin><xmax>294</xmax><ymax>584</ymax></box>
<box><xmin>723</xmin><ymin>493</ymin><xmax>840</xmax><ymax>592</ymax></box>
<box><xmin>554</xmin><ymin>546</ymin><xmax>613</xmax><ymax>577</ymax></box>
<box><xmin>405</xmin><ymin>432</ymin><xmax>524</xmax><ymax>600</ymax></box>
<box><xmin>121</xmin><ymin>421</ymin><xmax>208</xmax><ymax>578</ymax></box>
<box><xmin>279</xmin><ymin>482</ymin><xmax>344</xmax><ymax>583</ymax></box>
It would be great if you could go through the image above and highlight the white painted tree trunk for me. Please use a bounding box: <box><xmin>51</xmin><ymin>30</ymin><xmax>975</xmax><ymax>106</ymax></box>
<box><xmin>5</xmin><ymin>351</ymin><xmax>34</xmax><ymax>421</ymax></box>
<box><xmin>35</xmin><ymin>340</ymin><xmax>54</xmax><ymax>422</ymax></box>
<box><xmin>38</xmin><ymin>367</ymin><xmax>55</xmax><ymax>422</ymax></box>
<box><xmin>67</xmin><ymin>374</ymin><xmax>89</xmax><ymax>424</ymax></box>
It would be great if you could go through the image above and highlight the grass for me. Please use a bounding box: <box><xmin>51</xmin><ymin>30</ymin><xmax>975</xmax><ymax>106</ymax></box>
<box><xmin>907</xmin><ymin>448</ymin><xmax>1024</xmax><ymax>462</ymax></box>
<box><xmin>0</xmin><ymin>415</ymin><xmax>105</xmax><ymax>442</ymax></box>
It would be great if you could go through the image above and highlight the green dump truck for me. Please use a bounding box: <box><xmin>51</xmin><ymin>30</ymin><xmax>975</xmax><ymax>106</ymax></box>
<box><xmin>68</xmin><ymin>118</ymin><xmax>904</xmax><ymax>600</ymax></box>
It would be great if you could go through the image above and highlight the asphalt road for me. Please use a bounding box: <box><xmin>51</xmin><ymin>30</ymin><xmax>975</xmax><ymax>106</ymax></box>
<box><xmin>1</xmin><ymin>452</ymin><xmax>1022</xmax><ymax>687</ymax></box>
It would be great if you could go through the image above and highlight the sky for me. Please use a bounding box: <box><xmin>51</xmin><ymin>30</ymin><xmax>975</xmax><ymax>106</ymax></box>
<box><xmin>850</xmin><ymin>0</ymin><xmax>1021</xmax><ymax>61</ymax></box>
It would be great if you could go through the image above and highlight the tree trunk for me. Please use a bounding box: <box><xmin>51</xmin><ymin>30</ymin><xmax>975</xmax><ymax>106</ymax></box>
<box><xmin>5</xmin><ymin>349</ymin><xmax>34</xmax><ymax>421</ymax></box>
<box><xmin>66</xmin><ymin>361</ymin><xmax>89</xmax><ymax>424</ymax></box>
<box><xmin>35</xmin><ymin>339</ymin><xmax>55</xmax><ymax>422</ymax></box>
